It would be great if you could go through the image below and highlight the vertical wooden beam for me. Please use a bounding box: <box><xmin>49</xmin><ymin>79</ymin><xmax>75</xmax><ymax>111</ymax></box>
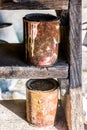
<box><xmin>69</xmin><ymin>0</ymin><xmax>81</xmax><ymax>88</ymax></box>
<box><xmin>69</xmin><ymin>0</ymin><xmax>84</xmax><ymax>130</ymax></box>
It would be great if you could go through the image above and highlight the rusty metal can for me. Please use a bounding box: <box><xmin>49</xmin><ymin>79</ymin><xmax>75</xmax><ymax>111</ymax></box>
<box><xmin>26</xmin><ymin>79</ymin><xmax>59</xmax><ymax>127</ymax></box>
<box><xmin>23</xmin><ymin>13</ymin><xmax>60</xmax><ymax>67</ymax></box>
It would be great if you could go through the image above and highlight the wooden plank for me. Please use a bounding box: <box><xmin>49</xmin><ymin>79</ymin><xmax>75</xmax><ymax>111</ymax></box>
<box><xmin>0</xmin><ymin>64</ymin><xmax>68</xmax><ymax>79</ymax></box>
<box><xmin>70</xmin><ymin>87</ymin><xmax>84</xmax><ymax>130</ymax></box>
<box><xmin>69</xmin><ymin>1</ymin><xmax>82</xmax><ymax>88</ymax></box>
<box><xmin>0</xmin><ymin>0</ymin><xmax>69</xmax><ymax>10</ymax></box>
<box><xmin>0</xmin><ymin>100</ymin><xmax>68</xmax><ymax>130</ymax></box>
<box><xmin>0</xmin><ymin>43</ymin><xmax>68</xmax><ymax>78</ymax></box>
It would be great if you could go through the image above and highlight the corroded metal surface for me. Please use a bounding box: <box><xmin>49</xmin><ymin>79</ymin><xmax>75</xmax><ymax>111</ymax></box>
<box><xmin>23</xmin><ymin>13</ymin><xmax>60</xmax><ymax>67</ymax></box>
<box><xmin>26</xmin><ymin>79</ymin><xmax>58</xmax><ymax>127</ymax></box>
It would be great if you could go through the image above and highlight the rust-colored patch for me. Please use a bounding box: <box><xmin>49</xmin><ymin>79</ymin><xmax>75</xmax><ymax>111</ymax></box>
<box><xmin>26</xmin><ymin>79</ymin><xmax>59</xmax><ymax>127</ymax></box>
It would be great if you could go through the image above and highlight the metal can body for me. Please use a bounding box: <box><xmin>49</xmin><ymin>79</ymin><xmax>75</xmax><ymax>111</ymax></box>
<box><xmin>23</xmin><ymin>13</ymin><xmax>60</xmax><ymax>66</ymax></box>
<box><xmin>26</xmin><ymin>79</ymin><xmax>58</xmax><ymax>127</ymax></box>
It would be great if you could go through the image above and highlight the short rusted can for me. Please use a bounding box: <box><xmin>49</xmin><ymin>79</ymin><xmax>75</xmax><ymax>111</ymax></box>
<box><xmin>26</xmin><ymin>79</ymin><xmax>59</xmax><ymax>127</ymax></box>
<box><xmin>23</xmin><ymin>13</ymin><xmax>60</xmax><ymax>67</ymax></box>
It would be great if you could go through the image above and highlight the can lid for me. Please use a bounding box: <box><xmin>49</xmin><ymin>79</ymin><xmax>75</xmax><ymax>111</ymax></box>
<box><xmin>26</xmin><ymin>79</ymin><xmax>58</xmax><ymax>92</ymax></box>
<box><xmin>23</xmin><ymin>13</ymin><xmax>60</xmax><ymax>22</ymax></box>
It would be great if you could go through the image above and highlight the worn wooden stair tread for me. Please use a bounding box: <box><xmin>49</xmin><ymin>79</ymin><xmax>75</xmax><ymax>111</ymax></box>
<box><xmin>0</xmin><ymin>0</ymin><xmax>69</xmax><ymax>10</ymax></box>
<box><xmin>0</xmin><ymin>100</ymin><xmax>68</xmax><ymax>130</ymax></box>
<box><xmin>0</xmin><ymin>43</ymin><xmax>69</xmax><ymax>78</ymax></box>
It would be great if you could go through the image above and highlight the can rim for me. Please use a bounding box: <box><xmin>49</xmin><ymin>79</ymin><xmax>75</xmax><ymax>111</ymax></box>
<box><xmin>26</xmin><ymin>79</ymin><xmax>59</xmax><ymax>93</ymax></box>
<box><xmin>23</xmin><ymin>13</ymin><xmax>60</xmax><ymax>22</ymax></box>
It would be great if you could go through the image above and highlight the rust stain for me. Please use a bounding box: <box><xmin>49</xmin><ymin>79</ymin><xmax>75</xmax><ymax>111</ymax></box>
<box><xmin>26</xmin><ymin>79</ymin><xmax>59</xmax><ymax>127</ymax></box>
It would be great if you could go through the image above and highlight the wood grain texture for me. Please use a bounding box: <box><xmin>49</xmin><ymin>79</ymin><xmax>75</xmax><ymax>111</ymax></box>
<box><xmin>70</xmin><ymin>87</ymin><xmax>84</xmax><ymax>130</ymax></box>
<box><xmin>0</xmin><ymin>43</ymin><xmax>68</xmax><ymax>78</ymax></box>
<box><xmin>69</xmin><ymin>1</ymin><xmax>84</xmax><ymax>130</ymax></box>
<box><xmin>0</xmin><ymin>0</ymin><xmax>69</xmax><ymax>10</ymax></box>
<box><xmin>69</xmin><ymin>1</ymin><xmax>82</xmax><ymax>88</ymax></box>
<box><xmin>0</xmin><ymin>100</ymin><xmax>68</xmax><ymax>130</ymax></box>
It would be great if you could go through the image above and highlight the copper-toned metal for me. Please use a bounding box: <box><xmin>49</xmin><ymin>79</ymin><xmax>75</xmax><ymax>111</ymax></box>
<box><xmin>23</xmin><ymin>13</ymin><xmax>60</xmax><ymax>67</ymax></box>
<box><xmin>26</xmin><ymin>79</ymin><xmax>59</xmax><ymax>127</ymax></box>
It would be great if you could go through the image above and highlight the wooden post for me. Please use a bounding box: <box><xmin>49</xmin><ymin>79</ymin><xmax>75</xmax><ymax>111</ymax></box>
<box><xmin>69</xmin><ymin>0</ymin><xmax>84</xmax><ymax>130</ymax></box>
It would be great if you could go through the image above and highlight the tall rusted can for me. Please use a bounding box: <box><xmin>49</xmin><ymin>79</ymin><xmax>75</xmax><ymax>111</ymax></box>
<box><xmin>26</xmin><ymin>79</ymin><xmax>59</xmax><ymax>127</ymax></box>
<box><xmin>23</xmin><ymin>13</ymin><xmax>60</xmax><ymax>67</ymax></box>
